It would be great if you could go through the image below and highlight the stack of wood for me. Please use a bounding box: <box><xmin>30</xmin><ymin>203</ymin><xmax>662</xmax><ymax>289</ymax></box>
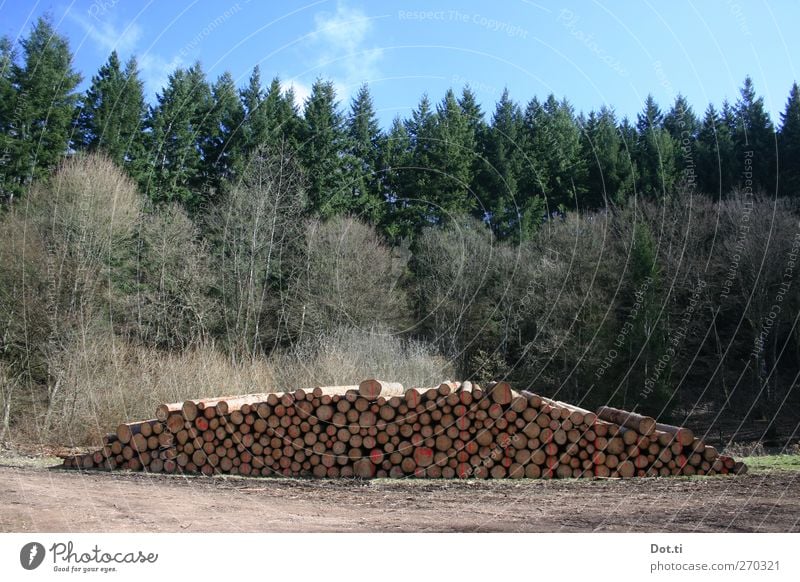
<box><xmin>62</xmin><ymin>380</ymin><xmax>747</xmax><ymax>479</ymax></box>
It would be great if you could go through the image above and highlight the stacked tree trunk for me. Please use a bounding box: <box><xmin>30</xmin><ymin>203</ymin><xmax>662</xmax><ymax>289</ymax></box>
<box><xmin>62</xmin><ymin>380</ymin><xmax>747</xmax><ymax>479</ymax></box>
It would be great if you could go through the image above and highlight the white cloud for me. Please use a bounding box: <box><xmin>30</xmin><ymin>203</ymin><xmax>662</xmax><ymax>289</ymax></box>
<box><xmin>309</xmin><ymin>2</ymin><xmax>383</xmax><ymax>101</ymax></box>
<box><xmin>69</xmin><ymin>12</ymin><xmax>142</xmax><ymax>56</ymax></box>
<box><xmin>284</xmin><ymin>78</ymin><xmax>312</xmax><ymax>111</ymax></box>
<box><xmin>68</xmin><ymin>10</ymin><xmax>183</xmax><ymax>98</ymax></box>
<box><xmin>138</xmin><ymin>52</ymin><xmax>185</xmax><ymax>98</ymax></box>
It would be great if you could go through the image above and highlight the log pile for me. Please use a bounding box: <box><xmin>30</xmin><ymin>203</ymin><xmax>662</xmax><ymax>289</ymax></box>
<box><xmin>62</xmin><ymin>380</ymin><xmax>747</xmax><ymax>479</ymax></box>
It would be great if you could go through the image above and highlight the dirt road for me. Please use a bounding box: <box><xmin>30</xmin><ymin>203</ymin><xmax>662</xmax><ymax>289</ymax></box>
<box><xmin>1</xmin><ymin>463</ymin><xmax>798</xmax><ymax>532</ymax></box>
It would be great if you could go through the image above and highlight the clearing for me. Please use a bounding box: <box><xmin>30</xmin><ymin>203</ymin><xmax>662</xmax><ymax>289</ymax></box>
<box><xmin>1</xmin><ymin>453</ymin><xmax>798</xmax><ymax>532</ymax></box>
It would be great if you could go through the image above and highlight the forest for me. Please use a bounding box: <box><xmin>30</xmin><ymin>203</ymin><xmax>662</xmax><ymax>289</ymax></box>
<box><xmin>1</xmin><ymin>17</ymin><xmax>799</xmax><ymax>445</ymax></box>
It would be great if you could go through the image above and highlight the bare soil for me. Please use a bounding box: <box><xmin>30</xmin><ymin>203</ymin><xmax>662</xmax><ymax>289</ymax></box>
<box><xmin>1</xmin><ymin>460</ymin><xmax>798</xmax><ymax>533</ymax></box>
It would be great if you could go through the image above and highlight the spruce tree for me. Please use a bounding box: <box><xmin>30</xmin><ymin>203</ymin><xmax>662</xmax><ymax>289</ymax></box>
<box><xmin>458</xmin><ymin>85</ymin><xmax>487</xmax><ymax>201</ymax></box>
<box><xmin>512</xmin><ymin>96</ymin><xmax>549</xmax><ymax>237</ymax></box>
<box><xmin>663</xmin><ymin>94</ymin><xmax>698</xmax><ymax>140</ymax></box>
<box><xmin>201</xmin><ymin>71</ymin><xmax>245</xmax><ymax>196</ymax></box>
<box><xmin>733</xmin><ymin>76</ymin><xmax>777</xmax><ymax>194</ymax></box>
<box><xmin>145</xmin><ymin>63</ymin><xmax>212</xmax><ymax>208</ymax></box>
<box><xmin>262</xmin><ymin>77</ymin><xmax>302</xmax><ymax>149</ymax></box>
<box><xmin>635</xmin><ymin>94</ymin><xmax>678</xmax><ymax>197</ymax></box>
<box><xmin>1</xmin><ymin>16</ymin><xmax>81</xmax><ymax>203</ymax></box>
<box><xmin>426</xmin><ymin>88</ymin><xmax>477</xmax><ymax>223</ymax></box>
<box><xmin>778</xmin><ymin>82</ymin><xmax>800</xmax><ymax>197</ymax></box>
<box><xmin>581</xmin><ymin>106</ymin><xmax>630</xmax><ymax>207</ymax></box>
<box><xmin>378</xmin><ymin>116</ymin><xmax>412</xmax><ymax>241</ymax></box>
<box><xmin>478</xmin><ymin>89</ymin><xmax>524</xmax><ymax>238</ymax></box>
<box><xmin>239</xmin><ymin>66</ymin><xmax>267</xmax><ymax>152</ymax></box>
<box><xmin>404</xmin><ymin>94</ymin><xmax>437</xmax><ymax>229</ymax></box>
<box><xmin>345</xmin><ymin>84</ymin><xmax>383</xmax><ymax>222</ymax></box>
<box><xmin>0</xmin><ymin>36</ymin><xmax>16</xmax><ymax>199</ymax></box>
<box><xmin>299</xmin><ymin>78</ymin><xmax>347</xmax><ymax>217</ymax></box>
<box><xmin>74</xmin><ymin>51</ymin><xmax>146</xmax><ymax>174</ymax></box>
<box><xmin>697</xmin><ymin>104</ymin><xmax>736</xmax><ymax>197</ymax></box>
<box><xmin>663</xmin><ymin>94</ymin><xmax>699</xmax><ymax>192</ymax></box>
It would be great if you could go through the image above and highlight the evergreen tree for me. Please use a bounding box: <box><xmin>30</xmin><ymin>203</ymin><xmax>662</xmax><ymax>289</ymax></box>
<box><xmin>635</xmin><ymin>94</ymin><xmax>678</xmax><ymax>197</ymax></box>
<box><xmin>457</xmin><ymin>85</ymin><xmax>487</xmax><ymax>200</ymax></box>
<box><xmin>581</xmin><ymin>106</ymin><xmax>631</xmax><ymax>207</ymax></box>
<box><xmin>403</xmin><ymin>94</ymin><xmax>437</xmax><ymax>229</ymax></box>
<box><xmin>664</xmin><ymin>94</ymin><xmax>699</xmax><ymax>192</ymax></box>
<box><xmin>733</xmin><ymin>76</ymin><xmax>777</xmax><ymax>194</ymax></box>
<box><xmin>514</xmin><ymin>96</ymin><xmax>549</xmax><ymax>237</ymax></box>
<box><xmin>201</xmin><ymin>71</ymin><xmax>245</xmax><ymax>196</ymax></box>
<box><xmin>345</xmin><ymin>84</ymin><xmax>383</xmax><ymax>222</ymax></box>
<box><xmin>457</xmin><ymin>86</ymin><xmax>486</xmax><ymax>138</ymax></box>
<box><xmin>478</xmin><ymin>89</ymin><xmax>525</xmax><ymax>238</ymax></box>
<box><xmin>663</xmin><ymin>94</ymin><xmax>698</xmax><ymax>140</ymax></box>
<box><xmin>378</xmin><ymin>116</ymin><xmax>412</xmax><ymax>241</ymax></box>
<box><xmin>0</xmin><ymin>36</ymin><xmax>16</xmax><ymax>197</ymax></box>
<box><xmin>546</xmin><ymin>96</ymin><xmax>586</xmax><ymax>210</ymax></box>
<box><xmin>0</xmin><ymin>16</ymin><xmax>81</xmax><ymax>203</ymax></box>
<box><xmin>697</xmin><ymin>104</ymin><xmax>736</xmax><ymax>197</ymax></box>
<box><xmin>145</xmin><ymin>62</ymin><xmax>212</xmax><ymax>208</ymax></box>
<box><xmin>299</xmin><ymin>78</ymin><xmax>347</xmax><ymax>217</ymax></box>
<box><xmin>426</xmin><ymin>88</ymin><xmax>477</xmax><ymax>223</ymax></box>
<box><xmin>263</xmin><ymin>76</ymin><xmax>302</xmax><ymax>149</ymax></box>
<box><xmin>239</xmin><ymin>66</ymin><xmax>268</xmax><ymax>152</ymax></box>
<box><xmin>74</xmin><ymin>51</ymin><xmax>146</xmax><ymax>174</ymax></box>
<box><xmin>521</xmin><ymin>95</ymin><xmax>585</xmax><ymax>213</ymax></box>
<box><xmin>778</xmin><ymin>82</ymin><xmax>800</xmax><ymax>197</ymax></box>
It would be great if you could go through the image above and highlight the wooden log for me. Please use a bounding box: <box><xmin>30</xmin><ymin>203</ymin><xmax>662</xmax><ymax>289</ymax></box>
<box><xmin>654</xmin><ymin>422</ymin><xmax>694</xmax><ymax>447</ymax></box>
<box><xmin>596</xmin><ymin>406</ymin><xmax>656</xmax><ymax>436</ymax></box>
<box><xmin>116</xmin><ymin>420</ymin><xmax>158</xmax><ymax>445</ymax></box>
<box><xmin>181</xmin><ymin>393</ymin><xmax>273</xmax><ymax>421</ymax></box>
<box><xmin>488</xmin><ymin>381</ymin><xmax>514</xmax><ymax>405</ymax></box>
<box><xmin>311</xmin><ymin>385</ymin><xmax>360</xmax><ymax>398</ymax></box>
<box><xmin>359</xmin><ymin>379</ymin><xmax>405</xmax><ymax>400</ymax></box>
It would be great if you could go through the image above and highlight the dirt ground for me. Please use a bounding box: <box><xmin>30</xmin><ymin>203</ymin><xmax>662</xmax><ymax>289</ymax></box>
<box><xmin>1</xmin><ymin>457</ymin><xmax>799</xmax><ymax>533</ymax></box>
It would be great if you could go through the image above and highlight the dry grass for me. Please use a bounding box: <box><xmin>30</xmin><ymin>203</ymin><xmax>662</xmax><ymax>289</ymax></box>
<box><xmin>3</xmin><ymin>327</ymin><xmax>452</xmax><ymax>447</ymax></box>
<box><xmin>270</xmin><ymin>326</ymin><xmax>454</xmax><ymax>392</ymax></box>
<box><xmin>6</xmin><ymin>335</ymin><xmax>274</xmax><ymax>447</ymax></box>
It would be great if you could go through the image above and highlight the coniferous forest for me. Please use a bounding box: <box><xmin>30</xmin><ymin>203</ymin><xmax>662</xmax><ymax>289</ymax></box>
<box><xmin>1</xmin><ymin>17</ymin><xmax>799</xmax><ymax>445</ymax></box>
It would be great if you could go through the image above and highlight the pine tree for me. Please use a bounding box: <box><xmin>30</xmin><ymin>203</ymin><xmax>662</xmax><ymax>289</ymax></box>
<box><xmin>457</xmin><ymin>85</ymin><xmax>487</xmax><ymax>201</ymax></box>
<box><xmin>239</xmin><ymin>66</ymin><xmax>267</xmax><ymax>152</ymax></box>
<box><xmin>201</xmin><ymin>71</ymin><xmax>245</xmax><ymax>196</ymax></box>
<box><xmin>403</xmin><ymin>94</ymin><xmax>437</xmax><ymax>229</ymax></box>
<box><xmin>425</xmin><ymin>89</ymin><xmax>477</xmax><ymax>223</ymax></box>
<box><xmin>345</xmin><ymin>84</ymin><xmax>383</xmax><ymax>222</ymax></box>
<box><xmin>1</xmin><ymin>16</ymin><xmax>81</xmax><ymax>203</ymax></box>
<box><xmin>733</xmin><ymin>76</ymin><xmax>777</xmax><ymax>194</ymax></box>
<box><xmin>145</xmin><ymin>62</ymin><xmax>212</xmax><ymax>208</ymax></box>
<box><xmin>663</xmin><ymin>94</ymin><xmax>699</xmax><ymax>192</ymax></box>
<box><xmin>378</xmin><ymin>115</ymin><xmax>412</xmax><ymax>241</ymax></box>
<box><xmin>521</xmin><ymin>95</ymin><xmax>585</xmax><ymax>213</ymax></box>
<box><xmin>663</xmin><ymin>94</ymin><xmax>698</xmax><ymax>140</ymax></box>
<box><xmin>778</xmin><ymin>82</ymin><xmax>800</xmax><ymax>197</ymax></box>
<box><xmin>478</xmin><ymin>89</ymin><xmax>525</xmax><ymax>238</ymax></box>
<box><xmin>74</xmin><ymin>51</ymin><xmax>146</xmax><ymax>173</ymax></box>
<box><xmin>635</xmin><ymin>94</ymin><xmax>678</xmax><ymax>197</ymax></box>
<box><xmin>299</xmin><ymin>78</ymin><xmax>347</xmax><ymax>217</ymax></box>
<box><xmin>514</xmin><ymin>96</ymin><xmax>549</xmax><ymax>236</ymax></box>
<box><xmin>581</xmin><ymin>106</ymin><xmax>630</xmax><ymax>207</ymax></box>
<box><xmin>0</xmin><ymin>36</ymin><xmax>16</xmax><ymax>198</ymax></box>
<box><xmin>263</xmin><ymin>76</ymin><xmax>302</xmax><ymax>149</ymax></box>
<box><xmin>697</xmin><ymin>104</ymin><xmax>736</xmax><ymax>197</ymax></box>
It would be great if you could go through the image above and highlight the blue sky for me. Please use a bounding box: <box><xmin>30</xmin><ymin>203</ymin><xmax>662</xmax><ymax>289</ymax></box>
<box><xmin>1</xmin><ymin>0</ymin><xmax>798</xmax><ymax>127</ymax></box>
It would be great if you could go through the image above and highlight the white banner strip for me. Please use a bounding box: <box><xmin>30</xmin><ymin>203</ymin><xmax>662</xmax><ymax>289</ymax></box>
<box><xmin>1</xmin><ymin>533</ymin><xmax>798</xmax><ymax>581</ymax></box>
